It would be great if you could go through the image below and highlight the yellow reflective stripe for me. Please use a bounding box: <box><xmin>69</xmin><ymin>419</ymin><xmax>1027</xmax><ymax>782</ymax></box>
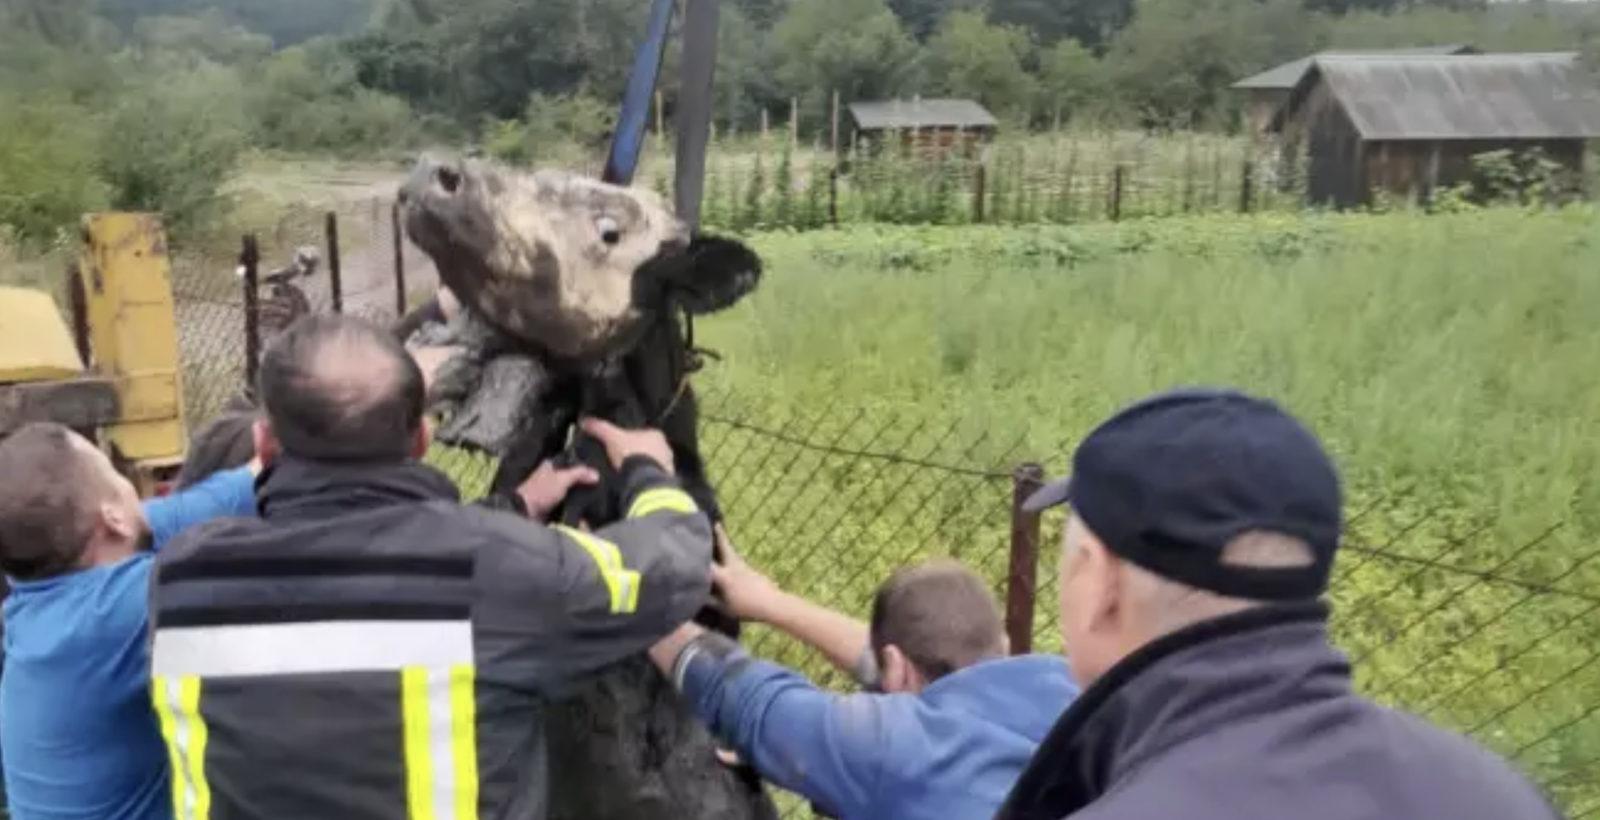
<box><xmin>449</xmin><ymin>665</ymin><xmax>479</xmax><ymax>820</ymax></box>
<box><xmin>151</xmin><ymin>678</ymin><xmax>187</xmax><ymax>819</ymax></box>
<box><xmin>626</xmin><ymin>487</ymin><xmax>697</xmax><ymax>519</ymax></box>
<box><xmin>402</xmin><ymin>667</ymin><xmax>436</xmax><ymax>820</ymax></box>
<box><xmin>178</xmin><ymin>677</ymin><xmax>211</xmax><ymax>820</ymax></box>
<box><xmin>554</xmin><ymin>525</ymin><xmax>641</xmax><ymax>614</ymax></box>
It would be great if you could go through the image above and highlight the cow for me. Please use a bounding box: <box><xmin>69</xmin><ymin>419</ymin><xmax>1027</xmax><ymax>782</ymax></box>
<box><xmin>397</xmin><ymin>156</ymin><xmax>777</xmax><ymax>820</ymax></box>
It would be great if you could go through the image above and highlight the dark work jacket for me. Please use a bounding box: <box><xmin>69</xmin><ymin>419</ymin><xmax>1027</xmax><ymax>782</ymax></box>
<box><xmin>148</xmin><ymin>456</ymin><xmax>713</xmax><ymax>820</ymax></box>
<box><xmin>997</xmin><ymin>603</ymin><xmax>1559</xmax><ymax>820</ymax></box>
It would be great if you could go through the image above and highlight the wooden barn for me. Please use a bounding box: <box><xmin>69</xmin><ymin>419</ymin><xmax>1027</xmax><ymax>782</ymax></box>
<box><xmin>1233</xmin><ymin>45</ymin><xmax>1475</xmax><ymax>136</ymax></box>
<box><xmin>847</xmin><ymin>98</ymin><xmax>998</xmax><ymax>158</ymax></box>
<box><xmin>1271</xmin><ymin>53</ymin><xmax>1600</xmax><ymax>208</ymax></box>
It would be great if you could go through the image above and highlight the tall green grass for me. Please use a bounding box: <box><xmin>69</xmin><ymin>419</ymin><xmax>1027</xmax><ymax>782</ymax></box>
<box><xmin>676</xmin><ymin>207</ymin><xmax>1600</xmax><ymax>813</ymax></box>
<box><xmin>701</xmin><ymin>208</ymin><xmax>1600</xmax><ymax>550</ymax></box>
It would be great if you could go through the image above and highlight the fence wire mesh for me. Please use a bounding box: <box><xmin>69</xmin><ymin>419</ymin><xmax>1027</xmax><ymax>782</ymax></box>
<box><xmin>168</xmin><ymin>197</ymin><xmax>432</xmax><ymax>421</ymax></box>
<box><xmin>163</xmin><ymin>214</ymin><xmax>1597</xmax><ymax>817</ymax></box>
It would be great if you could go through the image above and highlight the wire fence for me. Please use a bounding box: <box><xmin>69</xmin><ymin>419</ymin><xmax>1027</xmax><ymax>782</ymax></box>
<box><xmin>428</xmin><ymin>399</ymin><xmax>1600</xmax><ymax>818</ymax></box>
<box><xmin>168</xmin><ymin>196</ymin><xmax>432</xmax><ymax>422</ymax></box>
<box><xmin>159</xmin><ymin>204</ymin><xmax>1599</xmax><ymax>817</ymax></box>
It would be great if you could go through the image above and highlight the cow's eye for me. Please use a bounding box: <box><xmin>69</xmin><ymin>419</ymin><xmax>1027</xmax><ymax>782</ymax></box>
<box><xmin>596</xmin><ymin>216</ymin><xmax>622</xmax><ymax>246</ymax></box>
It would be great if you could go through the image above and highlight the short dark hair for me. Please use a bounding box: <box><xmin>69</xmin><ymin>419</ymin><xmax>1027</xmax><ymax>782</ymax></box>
<box><xmin>870</xmin><ymin>560</ymin><xmax>1007</xmax><ymax>682</ymax></box>
<box><xmin>0</xmin><ymin>423</ymin><xmax>108</xmax><ymax>580</ymax></box>
<box><xmin>257</xmin><ymin>314</ymin><xmax>425</xmax><ymax>462</ymax></box>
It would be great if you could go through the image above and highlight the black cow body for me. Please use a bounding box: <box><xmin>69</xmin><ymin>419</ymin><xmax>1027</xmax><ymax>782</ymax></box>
<box><xmin>397</xmin><ymin>158</ymin><xmax>775</xmax><ymax>820</ymax></box>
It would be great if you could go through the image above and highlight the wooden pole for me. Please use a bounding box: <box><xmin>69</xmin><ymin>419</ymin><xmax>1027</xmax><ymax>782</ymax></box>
<box><xmin>973</xmin><ymin>162</ymin><xmax>988</xmax><ymax>223</ymax></box>
<box><xmin>655</xmin><ymin>90</ymin><xmax>665</xmax><ymax>140</ymax></box>
<box><xmin>790</xmin><ymin>96</ymin><xmax>799</xmax><ymax>148</ymax></box>
<box><xmin>831</xmin><ymin>91</ymin><xmax>841</xmax><ymax>157</ymax></box>
<box><xmin>1110</xmin><ymin>165</ymin><xmax>1125</xmax><ymax>222</ymax></box>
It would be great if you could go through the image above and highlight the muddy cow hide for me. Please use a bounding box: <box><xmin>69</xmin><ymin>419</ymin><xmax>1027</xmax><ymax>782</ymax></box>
<box><xmin>397</xmin><ymin>157</ymin><xmax>777</xmax><ymax>820</ymax></box>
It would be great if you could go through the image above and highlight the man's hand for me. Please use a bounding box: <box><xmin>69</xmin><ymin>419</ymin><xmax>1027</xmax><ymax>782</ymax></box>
<box><xmin>710</xmin><ymin>526</ymin><xmax>786</xmax><ymax>623</ymax></box>
<box><xmin>516</xmin><ymin>461</ymin><xmax>600</xmax><ymax>523</ymax></box>
<box><xmin>580</xmin><ymin>418</ymin><xmax>675</xmax><ymax>474</ymax></box>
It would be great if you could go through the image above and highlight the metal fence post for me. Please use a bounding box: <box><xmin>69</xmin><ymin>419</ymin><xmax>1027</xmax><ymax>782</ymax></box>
<box><xmin>325</xmin><ymin>211</ymin><xmax>343</xmax><ymax>313</ymax></box>
<box><xmin>241</xmin><ymin>235</ymin><xmax>260</xmax><ymax>390</ymax></box>
<box><xmin>1006</xmin><ymin>463</ymin><xmax>1046</xmax><ymax>656</ymax></box>
<box><xmin>391</xmin><ymin>201</ymin><xmax>408</xmax><ymax>317</ymax></box>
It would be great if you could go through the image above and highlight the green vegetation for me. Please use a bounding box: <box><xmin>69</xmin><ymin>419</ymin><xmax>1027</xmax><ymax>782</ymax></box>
<box><xmin>430</xmin><ymin>208</ymin><xmax>1600</xmax><ymax>813</ymax></box>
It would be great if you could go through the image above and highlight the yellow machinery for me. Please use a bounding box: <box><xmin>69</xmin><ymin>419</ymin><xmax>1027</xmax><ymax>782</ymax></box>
<box><xmin>0</xmin><ymin>213</ymin><xmax>187</xmax><ymax>496</ymax></box>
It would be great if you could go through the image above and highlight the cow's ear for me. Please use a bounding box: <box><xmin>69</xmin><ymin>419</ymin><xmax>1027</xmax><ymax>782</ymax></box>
<box><xmin>672</xmin><ymin>235</ymin><xmax>763</xmax><ymax>315</ymax></box>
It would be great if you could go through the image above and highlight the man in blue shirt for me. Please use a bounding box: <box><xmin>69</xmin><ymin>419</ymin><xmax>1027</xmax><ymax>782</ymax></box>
<box><xmin>0</xmin><ymin>422</ymin><xmax>258</xmax><ymax>820</ymax></box>
<box><xmin>649</xmin><ymin>531</ymin><xmax>1079</xmax><ymax>820</ymax></box>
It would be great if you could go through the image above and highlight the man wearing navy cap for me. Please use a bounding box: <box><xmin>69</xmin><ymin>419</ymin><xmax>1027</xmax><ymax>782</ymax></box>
<box><xmin>998</xmin><ymin>388</ymin><xmax>1558</xmax><ymax>820</ymax></box>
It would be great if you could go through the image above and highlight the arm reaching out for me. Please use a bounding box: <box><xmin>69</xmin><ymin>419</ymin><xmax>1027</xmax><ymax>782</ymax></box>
<box><xmin>714</xmin><ymin>530</ymin><xmax>879</xmax><ymax>687</ymax></box>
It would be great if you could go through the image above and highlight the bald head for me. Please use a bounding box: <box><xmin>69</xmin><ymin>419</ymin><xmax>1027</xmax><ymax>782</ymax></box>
<box><xmin>257</xmin><ymin>315</ymin><xmax>425</xmax><ymax>462</ymax></box>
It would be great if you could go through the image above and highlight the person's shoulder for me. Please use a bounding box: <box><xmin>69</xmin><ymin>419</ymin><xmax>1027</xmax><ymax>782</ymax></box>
<box><xmin>1378</xmin><ymin>706</ymin><xmax>1556</xmax><ymax>810</ymax></box>
<box><xmin>155</xmin><ymin>516</ymin><xmax>261</xmax><ymax>565</ymax></box>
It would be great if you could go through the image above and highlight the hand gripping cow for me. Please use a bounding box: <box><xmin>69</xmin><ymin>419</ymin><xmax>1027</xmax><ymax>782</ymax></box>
<box><xmin>398</xmin><ymin>156</ymin><xmax>778</xmax><ymax>820</ymax></box>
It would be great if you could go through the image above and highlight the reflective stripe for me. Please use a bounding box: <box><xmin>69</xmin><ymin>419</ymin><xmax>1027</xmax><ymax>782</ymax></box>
<box><xmin>151</xmin><ymin>679</ymin><xmax>187</xmax><ymax>818</ymax></box>
<box><xmin>403</xmin><ymin>665</ymin><xmax>479</xmax><ymax>820</ymax></box>
<box><xmin>450</xmin><ymin>666</ymin><xmax>479</xmax><ymax>820</ymax></box>
<box><xmin>554</xmin><ymin>526</ymin><xmax>641</xmax><ymax>614</ymax></box>
<box><xmin>153</xmin><ymin>676</ymin><xmax>210</xmax><ymax>820</ymax></box>
<box><xmin>626</xmin><ymin>487</ymin><xmax>697</xmax><ymax>519</ymax></box>
<box><xmin>154</xmin><ymin>621</ymin><xmax>474</xmax><ymax>678</ymax></box>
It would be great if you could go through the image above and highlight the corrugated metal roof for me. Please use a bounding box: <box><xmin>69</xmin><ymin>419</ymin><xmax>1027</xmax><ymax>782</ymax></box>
<box><xmin>1309</xmin><ymin>53</ymin><xmax>1600</xmax><ymax>140</ymax></box>
<box><xmin>1233</xmin><ymin>45</ymin><xmax>1473</xmax><ymax>90</ymax></box>
<box><xmin>849</xmin><ymin>99</ymin><xmax>998</xmax><ymax>130</ymax></box>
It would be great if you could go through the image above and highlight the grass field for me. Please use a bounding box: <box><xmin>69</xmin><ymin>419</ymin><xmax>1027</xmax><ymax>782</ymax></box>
<box><xmin>431</xmin><ymin>205</ymin><xmax>1600</xmax><ymax>814</ymax></box>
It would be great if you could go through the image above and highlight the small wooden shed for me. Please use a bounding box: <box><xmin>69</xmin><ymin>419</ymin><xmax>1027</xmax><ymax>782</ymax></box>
<box><xmin>1233</xmin><ymin>45</ymin><xmax>1475</xmax><ymax>136</ymax></box>
<box><xmin>1272</xmin><ymin>53</ymin><xmax>1600</xmax><ymax>208</ymax></box>
<box><xmin>847</xmin><ymin>98</ymin><xmax>998</xmax><ymax>158</ymax></box>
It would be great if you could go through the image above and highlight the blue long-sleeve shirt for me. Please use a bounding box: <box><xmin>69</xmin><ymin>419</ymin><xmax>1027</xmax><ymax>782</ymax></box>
<box><xmin>675</xmin><ymin>633</ymin><xmax>1079</xmax><ymax>820</ymax></box>
<box><xmin>1</xmin><ymin>467</ymin><xmax>256</xmax><ymax>820</ymax></box>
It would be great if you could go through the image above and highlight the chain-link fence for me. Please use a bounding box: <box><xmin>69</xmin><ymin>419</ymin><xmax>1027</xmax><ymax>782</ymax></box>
<box><xmin>422</xmin><ymin>400</ymin><xmax>1600</xmax><ymax>818</ymax></box>
<box><xmin>163</xmin><ymin>213</ymin><xmax>1598</xmax><ymax>817</ymax></box>
<box><xmin>169</xmin><ymin>197</ymin><xmax>433</xmax><ymax>421</ymax></box>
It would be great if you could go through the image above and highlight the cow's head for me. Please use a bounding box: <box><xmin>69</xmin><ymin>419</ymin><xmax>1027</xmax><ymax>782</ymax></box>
<box><xmin>399</xmin><ymin>156</ymin><xmax>761</xmax><ymax>361</ymax></box>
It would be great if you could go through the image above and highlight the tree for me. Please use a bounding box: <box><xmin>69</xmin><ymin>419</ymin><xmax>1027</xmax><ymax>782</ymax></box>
<box><xmin>95</xmin><ymin>68</ymin><xmax>248</xmax><ymax>236</ymax></box>
<box><xmin>888</xmin><ymin>0</ymin><xmax>984</xmax><ymax>40</ymax></box>
<box><xmin>1038</xmin><ymin>38</ymin><xmax>1106</xmax><ymax>123</ymax></box>
<box><xmin>925</xmin><ymin>12</ymin><xmax>1039</xmax><ymax>121</ymax></box>
<box><xmin>1105</xmin><ymin>0</ymin><xmax>1310</xmax><ymax>127</ymax></box>
<box><xmin>990</xmin><ymin>0</ymin><xmax>1133</xmax><ymax>51</ymax></box>
<box><xmin>132</xmin><ymin>11</ymin><xmax>274</xmax><ymax>66</ymax></box>
<box><xmin>771</xmin><ymin>0</ymin><xmax>922</xmax><ymax>127</ymax></box>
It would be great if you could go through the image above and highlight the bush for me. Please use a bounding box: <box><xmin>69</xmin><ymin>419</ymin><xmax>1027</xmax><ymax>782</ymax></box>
<box><xmin>96</xmin><ymin>69</ymin><xmax>248</xmax><ymax>238</ymax></box>
<box><xmin>0</xmin><ymin>94</ymin><xmax>109</xmax><ymax>241</ymax></box>
<box><xmin>484</xmin><ymin>93</ymin><xmax>616</xmax><ymax>167</ymax></box>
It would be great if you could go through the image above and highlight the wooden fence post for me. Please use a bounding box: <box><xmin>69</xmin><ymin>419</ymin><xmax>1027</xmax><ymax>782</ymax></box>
<box><xmin>828</xmin><ymin>166</ymin><xmax>840</xmax><ymax>227</ymax></box>
<box><xmin>973</xmin><ymin>162</ymin><xmax>988</xmax><ymax>224</ymax></box>
<box><xmin>391</xmin><ymin>202</ymin><xmax>407</xmax><ymax>317</ymax></box>
<box><xmin>1006</xmin><ymin>463</ymin><xmax>1046</xmax><ymax>656</ymax></box>
<box><xmin>325</xmin><ymin>211</ymin><xmax>343</xmax><ymax>313</ymax></box>
<box><xmin>241</xmin><ymin>235</ymin><xmax>260</xmax><ymax>390</ymax></box>
<box><xmin>831</xmin><ymin>90</ymin><xmax>841</xmax><ymax>156</ymax></box>
<box><xmin>1239</xmin><ymin>156</ymin><xmax>1256</xmax><ymax>214</ymax></box>
<box><xmin>1110</xmin><ymin>165</ymin><xmax>1125</xmax><ymax>222</ymax></box>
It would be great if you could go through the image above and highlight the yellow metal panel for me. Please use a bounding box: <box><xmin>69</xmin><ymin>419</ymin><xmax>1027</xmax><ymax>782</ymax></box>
<box><xmin>79</xmin><ymin>213</ymin><xmax>186</xmax><ymax>462</ymax></box>
<box><xmin>0</xmin><ymin>286</ymin><xmax>83</xmax><ymax>383</ymax></box>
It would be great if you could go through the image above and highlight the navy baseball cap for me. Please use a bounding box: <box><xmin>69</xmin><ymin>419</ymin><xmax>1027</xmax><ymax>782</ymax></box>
<box><xmin>1025</xmin><ymin>388</ymin><xmax>1343</xmax><ymax>601</ymax></box>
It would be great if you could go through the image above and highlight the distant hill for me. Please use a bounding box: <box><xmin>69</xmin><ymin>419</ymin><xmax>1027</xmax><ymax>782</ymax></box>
<box><xmin>97</xmin><ymin>0</ymin><xmax>375</xmax><ymax>45</ymax></box>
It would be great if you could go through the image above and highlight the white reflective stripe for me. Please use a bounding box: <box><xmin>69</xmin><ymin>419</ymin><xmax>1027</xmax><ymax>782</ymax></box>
<box><xmin>153</xmin><ymin>621</ymin><xmax>473</xmax><ymax>678</ymax></box>
<box><xmin>426</xmin><ymin>668</ymin><xmax>456</xmax><ymax>820</ymax></box>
